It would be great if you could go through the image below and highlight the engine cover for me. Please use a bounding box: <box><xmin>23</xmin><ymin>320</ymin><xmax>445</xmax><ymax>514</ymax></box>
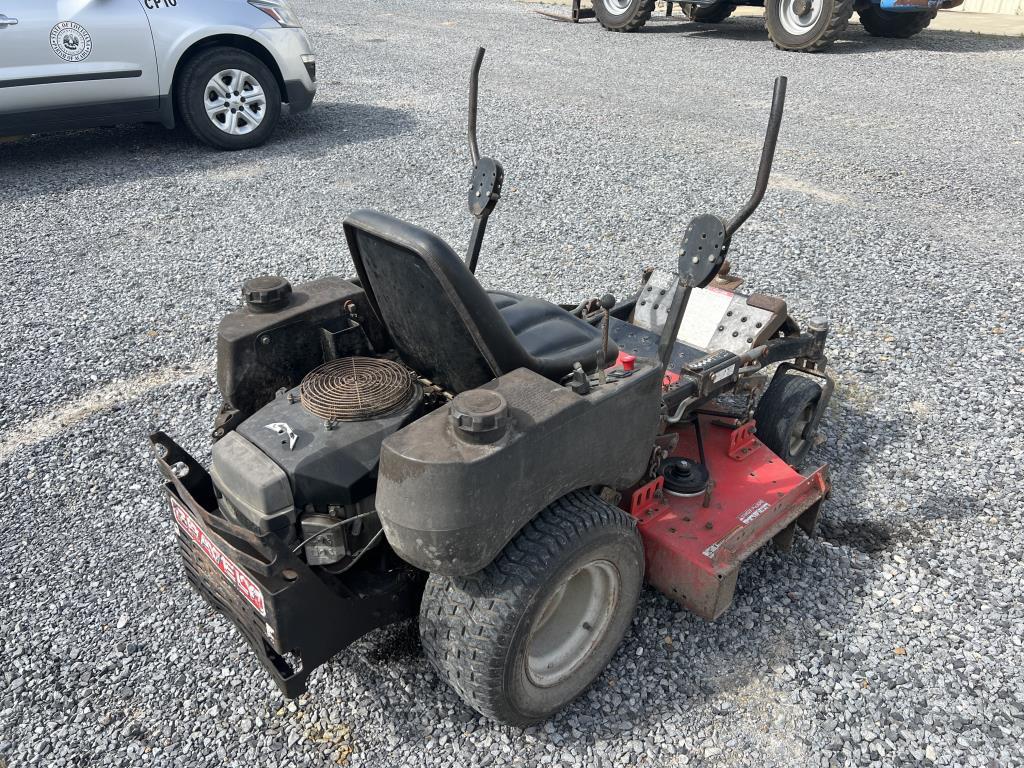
<box><xmin>219</xmin><ymin>382</ymin><xmax>421</xmax><ymax>523</ymax></box>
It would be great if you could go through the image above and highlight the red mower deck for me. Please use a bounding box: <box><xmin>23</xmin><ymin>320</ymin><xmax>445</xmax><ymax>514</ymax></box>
<box><xmin>626</xmin><ymin>416</ymin><xmax>829</xmax><ymax>620</ymax></box>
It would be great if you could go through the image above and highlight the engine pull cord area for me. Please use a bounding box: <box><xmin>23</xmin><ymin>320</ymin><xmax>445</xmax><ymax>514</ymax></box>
<box><xmin>290</xmin><ymin>508</ymin><xmax>381</xmax><ymax>554</ymax></box>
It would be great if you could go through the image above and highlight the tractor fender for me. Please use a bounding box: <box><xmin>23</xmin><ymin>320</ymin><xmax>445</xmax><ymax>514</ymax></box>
<box><xmin>376</xmin><ymin>363</ymin><xmax>662</xmax><ymax>577</ymax></box>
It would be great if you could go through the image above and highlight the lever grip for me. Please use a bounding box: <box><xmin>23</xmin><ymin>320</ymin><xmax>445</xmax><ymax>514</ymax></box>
<box><xmin>468</xmin><ymin>47</ymin><xmax>485</xmax><ymax>166</ymax></box>
<box><xmin>725</xmin><ymin>76</ymin><xmax>787</xmax><ymax>240</ymax></box>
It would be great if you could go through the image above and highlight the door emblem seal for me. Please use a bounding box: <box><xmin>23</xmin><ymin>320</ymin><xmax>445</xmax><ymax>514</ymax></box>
<box><xmin>50</xmin><ymin>21</ymin><xmax>93</xmax><ymax>63</ymax></box>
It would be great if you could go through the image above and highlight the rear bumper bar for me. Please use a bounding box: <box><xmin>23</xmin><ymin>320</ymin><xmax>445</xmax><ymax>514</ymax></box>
<box><xmin>151</xmin><ymin>431</ymin><xmax>422</xmax><ymax>697</ymax></box>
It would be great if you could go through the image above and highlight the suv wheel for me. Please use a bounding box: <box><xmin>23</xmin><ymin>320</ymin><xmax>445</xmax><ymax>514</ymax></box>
<box><xmin>176</xmin><ymin>47</ymin><xmax>282</xmax><ymax>150</ymax></box>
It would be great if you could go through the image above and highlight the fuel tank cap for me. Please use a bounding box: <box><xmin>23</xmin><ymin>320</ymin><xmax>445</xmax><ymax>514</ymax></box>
<box><xmin>450</xmin><ymin>389</ymin><xmax>509</xmax><ymax>444</ymax></box>
<box><xmin>243</xmin><ymin>275</ymin><xmax>292</xmax><ymax>311</ymax></box>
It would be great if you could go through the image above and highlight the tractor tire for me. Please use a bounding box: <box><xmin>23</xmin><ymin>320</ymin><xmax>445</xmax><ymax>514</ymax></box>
<box><xmin>858</xmin><ymin>6</ymin><xmax>935</xmax><ymax>37</ymax></box>
<box><xmin>753</xmin><ymin>371</ymin><xmax>823</xmax><ymax>468</ymax></box>
<box><xmin>419</xmin><ymin>490</ymin><xmax>644</xmax><ymax>726</ymax></box>
<box><xmin>175</xmin><ymin>46</ymin><xmax>282</xmax><ymax>151</ymax></box>
<box><xmin>765</xmin><ymin>0</ymin><xmax>854</xmax><ymax>51</ymax></box>
<box><xmin>593</xmin><ymin>0</ymin><xmax>657</xmax><ymax>31</ymax></box>
<box><xmin>682</xmin><ymin>2</ymin><xmax>737</xmax><ymax>22</ymax></box>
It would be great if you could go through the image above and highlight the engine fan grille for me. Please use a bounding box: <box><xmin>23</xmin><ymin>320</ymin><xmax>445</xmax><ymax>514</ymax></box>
<box><xmin>300</xmin><ymin>357</ymin><xmax>416</xmax><ymax>421</ymax></box>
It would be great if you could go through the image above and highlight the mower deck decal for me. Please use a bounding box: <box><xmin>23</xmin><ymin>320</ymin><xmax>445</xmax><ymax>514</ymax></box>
<box><xmin>702</xmin><ymin>500</ymin><xmax>771</xmax><ymax>558</ymax></box>
<box><xmin>170</xmin><ymin>495</ymin><xmax>267</xmax><ymax>616</ymax></box>
<box><xmin>739</xmin><ymin>499</ymin><xmax>771</xmax><ymax>525</ymax></box>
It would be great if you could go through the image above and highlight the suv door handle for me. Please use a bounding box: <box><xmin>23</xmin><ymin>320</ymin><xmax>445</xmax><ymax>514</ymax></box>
<box><xmin>0</xmin><ymin>15</ymin><xmax>20</xmax><ymax>28</ymax></box>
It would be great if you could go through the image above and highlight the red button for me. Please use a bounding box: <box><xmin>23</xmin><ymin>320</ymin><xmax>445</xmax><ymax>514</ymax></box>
<box><xmin>621</xmin><ymin>354</ymin><xmax>636</xmax><ymax>372</ymax></box>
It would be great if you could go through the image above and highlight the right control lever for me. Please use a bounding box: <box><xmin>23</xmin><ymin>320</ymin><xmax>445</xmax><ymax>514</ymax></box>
<box><xmin>658</xmin><ymin>76</ymin><xmax>788</xmax><ymax>371</ymax></box>
<box><xmin>465</xmin><ymin>47</ymin><xmax>504</xmax><ymax>274</ymax></box>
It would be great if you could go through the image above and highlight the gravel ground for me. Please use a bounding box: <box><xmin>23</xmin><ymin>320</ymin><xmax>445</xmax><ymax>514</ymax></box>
<box><xmin>2</xmin><ymin>1</ymin><xmax>1023</xmax><ymax>766</ymax></box>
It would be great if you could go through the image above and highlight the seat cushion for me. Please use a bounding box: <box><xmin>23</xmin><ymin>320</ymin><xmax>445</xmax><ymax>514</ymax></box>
<box><xmin>488</xmin><ymin>291</ymin><xmax>618</xmax><ymax>380</ymax></box>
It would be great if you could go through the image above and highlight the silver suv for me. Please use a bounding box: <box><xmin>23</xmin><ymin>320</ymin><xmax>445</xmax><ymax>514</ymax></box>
<box><xmin>0</xmin><ymin>0</ymin><xmax>316</xmax><ymax>150</ymax></box>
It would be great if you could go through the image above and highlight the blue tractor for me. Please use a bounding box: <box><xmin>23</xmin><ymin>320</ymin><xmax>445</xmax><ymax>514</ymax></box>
<box><xmin>576</xmin><ymin>0</ymin><xmax>963</xmax><ymax>51</ymax></box>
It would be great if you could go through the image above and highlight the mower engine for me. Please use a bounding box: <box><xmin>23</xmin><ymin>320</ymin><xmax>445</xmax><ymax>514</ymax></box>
<box><xmin>210</xmin><ymin>359</ymin><xmax>423</xmax><ymax>568</ymax></box>
<box><xmin>206</xmin><ymin>277</ymin><xmax>434</xmax><ymax>569</ymax></box>
<box><xmin>153</xmin><ymin>274</ymin><xmax>433</xmax><ymax>696</ymax></box>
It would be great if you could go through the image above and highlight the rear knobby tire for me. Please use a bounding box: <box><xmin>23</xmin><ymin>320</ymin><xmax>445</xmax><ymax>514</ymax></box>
<box><xmin>419</xmin><ymin>490</ymin><xmax>644</xmax><ymax>726</ymax></box>
<box><xmin>753</xmin><ymin>371</ymin><xmax>823</xmax><ymax>468</ymax></box>
<box><xmin>765</xmin><ymin>0</ymin><xmax>854</xmax><ymax>51</ymax></box>
<box><xmin>858</xmin><ymin>6</ymin><xmax>934</xmax><ymax>37</ymax></box>
<box><xmin>682</xmin><ymin>2</ymin><xmax>737</xmax><ymax>22</ymax></box>
<box><xmin>593</xmin><ymin>0</ymin><xmax>657</xmax><ymax>31</ymax></box>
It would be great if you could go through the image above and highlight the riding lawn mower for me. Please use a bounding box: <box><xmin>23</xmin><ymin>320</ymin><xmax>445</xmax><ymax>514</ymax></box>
<box><xmin>152</xmin><ymin>49</ymin><xmax>834</xmax><ymax>726</ymax></box>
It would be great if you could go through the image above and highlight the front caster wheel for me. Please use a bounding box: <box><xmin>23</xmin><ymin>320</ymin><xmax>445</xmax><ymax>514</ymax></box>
<box><xmin>753</xmin><ymin>371</ymin><xmax>824</xmax><ymax>468</ymax></box>
<box><xmin>765</xmin><ymin>0</ymin><xmax>853</xmax><ymax>51</ymax></box>
<box><xmin>419</xmin><ymin>490</ymin><xmax>644</xmax><ymax>726</ymax></box>
<box><xmin>175</xmin><ymin>47</ymin><xmax>282</xmax><ymax>150</ymax></box>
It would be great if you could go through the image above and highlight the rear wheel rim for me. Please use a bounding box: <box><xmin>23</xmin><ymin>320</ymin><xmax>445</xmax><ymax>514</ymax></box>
<box><xmin>778</xmin><ymin>0</ymin><xmax>824</xmax><ymax>36</ymax></box>
<box><xmin>601</xmin><ymin>0</ymin><xmax>634</xmax><ymax>16</ymax></box>
<box><xmin>526</xmin><ymin>559</ymin><xmax>621</xmax><ymax>688</ymax></box>
<box><xmin>205</xmin><ymin>69</ymin><xmax>267</xmax><ymax>136</ymax></box>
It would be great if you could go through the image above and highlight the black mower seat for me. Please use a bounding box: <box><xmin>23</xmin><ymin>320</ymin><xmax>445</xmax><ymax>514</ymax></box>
<box><xmin>343</xmin><ymin>209</ymin><xmax>616</xmax><ymax>393</ymax></box>
<box><xmin>487</xmin><ymin>291</ymin><xmax>617</xmax><ymax>379</ymax></box>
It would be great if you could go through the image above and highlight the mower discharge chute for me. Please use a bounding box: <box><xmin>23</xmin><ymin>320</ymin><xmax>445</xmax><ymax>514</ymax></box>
<box><xmin>152</xmin><ymin>49</ymin><xmax>834</xmax><ymax>726</ymax></box>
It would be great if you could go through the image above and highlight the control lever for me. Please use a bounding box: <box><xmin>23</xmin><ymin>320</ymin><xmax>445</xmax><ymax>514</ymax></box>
<box><xmin>723</xmin><ymin>76</ymin><xmax>787</xmax><ymax>253</ymax></box>
<box><xmin>465</xmin><ymin>47</ymin><xmax>504</xmax><ymax>274</ymax></box>
<box><xmin>658</xmin><ymin>76</ymin><xmax>787</xmax><ymax>371</ymax></box>
<box><xmin>597</xmin><ymin>294</ymin><xmax>615</xmax><ymax>383</ymax></box>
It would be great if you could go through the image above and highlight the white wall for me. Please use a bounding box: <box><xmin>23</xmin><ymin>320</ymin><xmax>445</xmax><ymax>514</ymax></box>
<box><xmin>952</xmin><ymin>0</ymin><xmax>1024</xmax><ymax>14</ymax></box>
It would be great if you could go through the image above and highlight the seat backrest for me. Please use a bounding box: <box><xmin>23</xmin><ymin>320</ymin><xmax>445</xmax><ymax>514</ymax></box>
<box><xmin>343</xmin><ymin>209</ymin><xmax>528</xmax><ymax>393</ymax></box>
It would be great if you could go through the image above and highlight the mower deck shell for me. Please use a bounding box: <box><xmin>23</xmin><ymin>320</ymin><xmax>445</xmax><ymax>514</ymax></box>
<box><xmin>627</xmin><ymin>416</ymin><xmax>828</xmax><ymax>620</ymax></box>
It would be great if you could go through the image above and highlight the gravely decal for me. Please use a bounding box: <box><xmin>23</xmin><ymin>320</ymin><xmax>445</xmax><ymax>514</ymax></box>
<box><xmin>170</xmin><ymin>496</ymin><xmax>266</xmax><ymax>616</ymax></box>
<box><xmin>739</xmin><ymin>499</ymin><xmax>771</xmax><ymax>525</ymax></box>
<box><xmin>703</xmin><ymin>499</ymin><xmax>772</xmax><ymax>559</ymax></box>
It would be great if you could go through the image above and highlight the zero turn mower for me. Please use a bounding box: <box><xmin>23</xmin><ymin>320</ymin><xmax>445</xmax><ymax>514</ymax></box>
<box><xmin>152</xmin><ymin>49</ymin><xmax>834</xmax><ymax>726</ymax></box>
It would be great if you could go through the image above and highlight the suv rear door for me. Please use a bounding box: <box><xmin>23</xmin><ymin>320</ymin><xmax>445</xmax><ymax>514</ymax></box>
<box><xmin>0</xmin><ymin>0</ymin><xmax>159</xmax><ymax>134</ymax></box>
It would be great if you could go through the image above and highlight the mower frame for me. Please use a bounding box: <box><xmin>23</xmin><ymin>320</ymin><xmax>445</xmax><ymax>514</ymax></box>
<box><xmin>153</xmin><ymin>50</ymin><xmax>835</xmax><ymax>714</ymax></box>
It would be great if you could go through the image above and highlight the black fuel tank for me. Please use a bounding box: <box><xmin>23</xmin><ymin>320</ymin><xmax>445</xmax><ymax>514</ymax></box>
<box><xmin>376</xmin><ymin>363</ymin><xmax>663</xmax><ymax>577</ymax></box>
<box><xmin>216</xmin><ymin>277</ymin><xmax>388</xmax><ymax>423</ymax></box>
